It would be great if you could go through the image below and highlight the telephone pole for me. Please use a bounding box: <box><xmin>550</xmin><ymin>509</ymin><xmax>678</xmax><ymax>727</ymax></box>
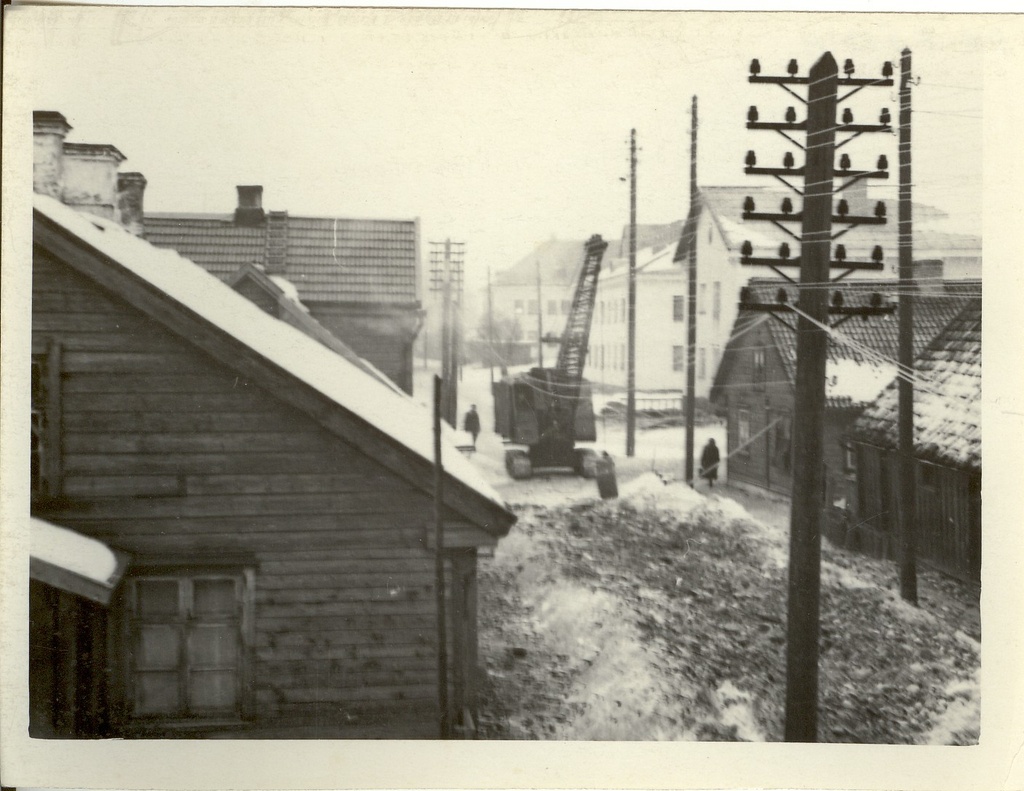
<box><xmin>536</xmin><ymin>259</ymin><xmax>544</xmax><ymax>368</ymax></box>
<box><xmin>626</xmin><ymin>128</ymin><xmax>638</xmax><ymax>457</ymax></box>
<box><xmin>898</xmin><ymin>47</ymin><xmax>919</xmax><ymax>605</ymax></box>
<box><xmin>685</xmin><ymin>96</ymin><xmax>698</xmax><ymax>486</ymax></box>
<box><xmin>783</xmin><ymin>51</ymin><xmax>838</xmax><ymax>743</ymax></box>
<box><xmin>429</xmin><ymin>240</ymin><xmax>464</xmax><ymax>427</ymax></box>
<box><xmin>743</xmin><ymin>53</ymin><xmax>895</xmax><ymax>741</ymax></box>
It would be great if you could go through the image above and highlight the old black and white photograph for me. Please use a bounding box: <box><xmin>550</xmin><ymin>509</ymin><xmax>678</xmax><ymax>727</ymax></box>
<box><xmin>2</xmin><ymin>4</ymin><xmax>1022</xmax><ymax>790</ymax></box>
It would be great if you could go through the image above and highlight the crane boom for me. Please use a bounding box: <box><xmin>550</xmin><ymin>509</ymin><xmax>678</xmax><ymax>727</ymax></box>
<box><xmin>555</xmin><ymin>234</ymin><xmax>608</xmax><ymax>381</ymax></box>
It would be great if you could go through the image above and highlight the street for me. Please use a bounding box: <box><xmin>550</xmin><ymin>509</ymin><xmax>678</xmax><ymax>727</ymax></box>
<box><xmin>417</xmin><ymin>361</ymin><xmax>981</xmax><ymax>743</ymax></box>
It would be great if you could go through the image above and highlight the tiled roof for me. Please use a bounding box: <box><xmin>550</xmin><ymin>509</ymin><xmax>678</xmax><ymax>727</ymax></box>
<box><xmin>850</xmin><ymin>299</ymin><xmax>981</xmax><ymax>472</ymax></box>
<box><xmin>746</xmin><ymin>278</ymin><xmax>980</xmax><ymax>407</ymax></box>
<box><xmin>145</xmin><ymin>213</ymin><xmax>418</xmax><ymax>305</ymax></box>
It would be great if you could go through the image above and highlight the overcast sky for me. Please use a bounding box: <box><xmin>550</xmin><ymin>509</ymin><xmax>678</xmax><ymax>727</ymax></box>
<box><xmin>14</xmin><ymin>8</ymin><xmax>990</xmax><ymax>295</ymax></box>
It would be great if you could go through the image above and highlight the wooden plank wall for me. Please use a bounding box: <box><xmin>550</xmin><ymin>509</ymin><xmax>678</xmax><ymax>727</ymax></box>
<box><xmin>849</xmin><ymin>443</ymin><xmax>980</xmax><ymax>582</ymax></box>
<box><xmin>32</xmin><ymin>249</ymin><xmax>452</xmax><ymax>736</ymax></box>
<box><xmin>723</xmin><ymin>321</ymin><xmax>794</xmax><ymax>494</ymax></box>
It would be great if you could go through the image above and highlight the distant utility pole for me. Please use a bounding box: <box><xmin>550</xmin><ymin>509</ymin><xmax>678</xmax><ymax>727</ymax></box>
<box><xmin>429</xmin><ymin>240</ymin><xmax>464</xmax><ymax>427</ymax></box>
<box><xmin>536</xmin><ymin>259</ymin><xmax>544</xmax><ymax>368</ymax></box>
<box><xmin>898</xmin><ymin>47</ymin><xmax>919</xmax><ymax>605</ymax></box>
<box><xmin>685</xmin><ymin>96</ymin><xmax>698</xmax><ymax>486</ymax></box>
<box><xmin>744</xmin><ymin>52</ymin><xmax>895</xmax><ymax>742</ymax></box>
<box><xmin>626</xmin><ymin>128</ymin><xmax>638</xmax><ymax>458</ymax></box>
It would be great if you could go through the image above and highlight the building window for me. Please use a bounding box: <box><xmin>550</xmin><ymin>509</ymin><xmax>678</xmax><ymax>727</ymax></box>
<box><xmin>699</xmin><ymin>347</ymin><xmax>706</xmax><ymax>379</ymax></box>
<box><xmin>561</xmin><ymin>300</ymin><xmax>570</xmax><ymax>315</ymax></box>
<box><xmin>672</xmin><ymin>295</ymin><xmax>684</xmax><ymax>322</ymax></box>
<box><xmin>547</xmin><ymin>299</ymin><xmax>558</xmax><ymax>316</ymax></box>
<box><xmin>672</xmin><ymin>345</ymin><xmax>684</xmax><ymax>372</ymax></box>
<box><xmin>752</xmin><ymin>348</ymin><xmax>766</xmax><ymax>389</ymax></box>
<box><xmin>699</xmin><ymin>283</ymin><xmax>706</xmax><ymax>314</ymax></box>
<box><xmin>737</xmin><ymin>409</ymin><xmax>751</xmax><ymax>455</ymax></box>
<box><xmin>124</xmin><ymin>571</ymin><xmax>253</xmax><ymax>723</ymax></box>
<box><xmin>514</xmin><ymin>299</ymin><xmax>524</xmax><ymax>314</ymax></box>
<box><xmin>527</xmin><ymin>300</ymin><xmax>538</xmax><ymax>315</ymax></box>
<box><xmin>844</xmin><ymin>444</ymin><xmax>857</xmax><ymax>474</ymax></box>
<box><xmin>620</xmin><ymin>344</ymin><xmax>626</xmax><ymax>370</ymax></box>
<box><xmin>713</xmin><ymin>282</ymin><xmax>721</xmax><ymax>321</ymax></box>
<box><xmin>31</xmin><ymin>346</ymin><xmax>62</xmax><ymax>500</ymax></box>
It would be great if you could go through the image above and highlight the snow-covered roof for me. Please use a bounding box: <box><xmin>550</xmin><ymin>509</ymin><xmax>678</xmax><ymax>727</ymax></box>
<box><xmin>826</xmin><ymin>358</ymin><xmax>898</xmax><ymax>407</ymax></box>
<box><xmin>850</xmin><ymin>300</ymin><xmax>981</xmax><ymax>472</ymax></box>
<box><xmin>35</xmin><ymin>194</ymin><xmax>510</xmax><ymax>520</ymax></box>
<box><xmin>30</xmin><ymin>518</ymin><xmax>128</xmax><ymax>605</ymax></box>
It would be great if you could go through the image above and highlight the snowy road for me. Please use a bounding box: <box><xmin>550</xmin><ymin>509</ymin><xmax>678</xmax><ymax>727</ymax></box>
<box><xmin>413</xmin><ymin>362</ymin><xmax>980</xmax><ymax>743</ymax></box>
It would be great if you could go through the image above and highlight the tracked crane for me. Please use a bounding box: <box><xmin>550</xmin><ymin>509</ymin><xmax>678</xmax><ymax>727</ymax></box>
<box><xmin>493</xmin><ymin>234</ymin><xmax>608</xmax><ymax>479</ymax></box>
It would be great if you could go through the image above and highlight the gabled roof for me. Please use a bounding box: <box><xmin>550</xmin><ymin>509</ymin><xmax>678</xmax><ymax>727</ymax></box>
<box><xmin>145</xmin><ymin>212</ymin><xmax>418</xmax><ymax>306</ymax></box>
<box><xmin>850</xmin><ymin>299</ymin><xmax>982</xmax><ymax>472</ymax></box>
<box><xmin>713</xmin><ymin>278</ymin><xmax>980</xmax><ymax>410</ymax></box>
<box><xmin>35</xmin><ymin>195</ymin><xmax>514</xmax><ymax>536</ymax></box>
<box><xmin>675</xmin><ymin>185</ymin><xmax>981</xmax><ymax>264</ymax></box>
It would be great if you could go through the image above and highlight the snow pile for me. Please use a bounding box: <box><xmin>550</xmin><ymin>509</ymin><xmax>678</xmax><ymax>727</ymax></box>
<box><xmin>618</xmin><ymin>473</ymin><xmax>706</xmax><ymax>515</ymax></box>
<box><xmin>479</xmin><ymin>492</ymin><xmax>980</xmax><ymax>743</ymax></box>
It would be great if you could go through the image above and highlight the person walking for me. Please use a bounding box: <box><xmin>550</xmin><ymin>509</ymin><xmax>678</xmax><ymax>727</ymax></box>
<box><xmin>463</xmin><ymin>404</ymin><xmax>481</xmax><ymax>449</ymax></box>
<box><xmin>699</xmin><ymin>437</ymin><xmax>720</xmax><ymax>488</ymax></box>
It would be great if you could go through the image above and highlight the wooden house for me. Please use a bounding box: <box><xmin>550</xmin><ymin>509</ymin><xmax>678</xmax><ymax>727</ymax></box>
<box><xmin>845</xmin><ymin>299</ymin><xmax>982</xmax><ymax>582</ymax></box>
<box><xmin>711</xmin><ymin>278</ymin><xmax>978</xmax><ymax>500</ymax></box>
<box><xmin>29</xmin><ymin>193</ymin><xmax>515</xmax><ymax>739</ymax></box>
<box><xmin>144</xmin><ymin>185</ymin><xmax>423</xmax><ymax>394</ymax></box>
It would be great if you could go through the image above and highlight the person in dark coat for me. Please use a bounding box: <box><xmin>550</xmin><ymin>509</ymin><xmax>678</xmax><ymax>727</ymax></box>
<box><xmin>700</xmin><ymin>438</ymin><xmax>720</xmax><ymax>487</ymax></box>
<box><xmin>463</xmin><ymin>404</ymin><xmax>481</xmax><ymax>448</ymax></box>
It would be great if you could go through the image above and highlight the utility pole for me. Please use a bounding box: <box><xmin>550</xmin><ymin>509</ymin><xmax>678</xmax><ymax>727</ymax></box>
<box><xmin>626</xmin><ymin>128</ymin><xmax>638</xmax><ymax>457</ymax></box>
<box><xmin>783</xmin><ymin>51</ymin><xmax>838</xmax><ymax>743</ymax></box>
<box><xmin>743</xmin><ymin>53</ymin><xmax>895</xmax><ymax>742</ymax></box>
<box><xmin>536</xmin><ymin>259</ymin><xmax>544</xmax><ymax>368</ymax></box>
<box><xmin>898</xmin><ymin>47</ymin><xmax>918</xmax><ymax>605</ymax></box>
<box><xmin>429</xmin><ymin>240</ymin><xmax>464</xmax><ymax>427</ymax></box>
<box><xmin>432</xmin><ymin>375</ymin><xmax>450</xmax><ymax>739</ymax></box>
<box><xmin>487</xmin><ymin>266</ymin><xmax>495</xmax><ymax>387</ymax></box>
<box><xmin>685</xmin><ymin>96</ymin><xmax>698</xmax><ymax>486</ymax></box>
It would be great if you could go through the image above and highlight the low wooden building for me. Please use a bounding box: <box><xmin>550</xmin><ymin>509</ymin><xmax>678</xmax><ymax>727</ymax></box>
<box><xmin>845</xmin><ymin>299</ymin><xmax>982</xmax><ymax>582</ymax></box>
<box><xmin>711</xmin><ymin>278</ymin><xmax>978</xmax><ymax>500</ymax></box>
<box><xmin>30</xmin><ymin>193</ymin><xmax>514</xmax><ymax>739</ymax></box>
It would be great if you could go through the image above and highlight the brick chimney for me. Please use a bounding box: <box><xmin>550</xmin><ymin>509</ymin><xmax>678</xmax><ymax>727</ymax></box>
<box><xmin>913</xmin><ymin>259</ymin><xmax>944</xmax><ymax>293</ymax></box>
<box><xmin>116</xmin><ymin>172</ymin><xmax>147</xmax><ymax>236</ymax></box>
<box><xmin>62</xmin><ymin>143</ymin><xmax>127</xmax><ymax>220</ymax></box>
<box><xmin>234</xmin><ymin>185</ymin><xmax>266</xmax><ymax>226</ymax></box>
<box><xmin>33</xmin><ymin>111</ymin><xmax>72</xmax><ymax>198</ymax></box>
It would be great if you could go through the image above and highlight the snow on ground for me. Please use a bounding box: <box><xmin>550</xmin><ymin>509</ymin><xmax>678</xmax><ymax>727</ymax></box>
<box><xmin>418</xmin><ymin>362</ymin><xmax>979</xmax><ymax>743</ymax></box>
